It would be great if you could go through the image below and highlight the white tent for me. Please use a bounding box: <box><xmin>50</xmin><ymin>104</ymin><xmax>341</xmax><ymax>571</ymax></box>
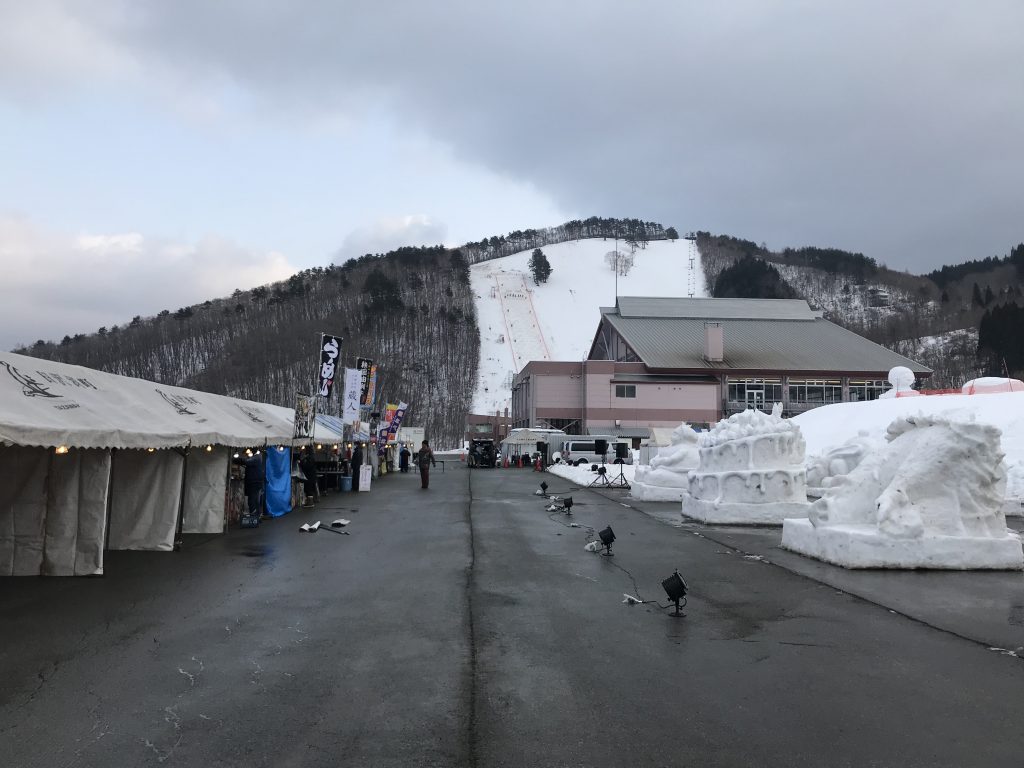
<box><xmin>0</xmin><ymin>352</ymin><xmax>298</xmax><ymax>576</ymax></box>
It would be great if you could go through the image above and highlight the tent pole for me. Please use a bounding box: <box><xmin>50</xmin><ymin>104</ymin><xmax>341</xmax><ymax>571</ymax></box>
<box><xmin>173</xmin><ymin>444</ymin><xmax>189</xmax><ymax>552</ymax></box>
<box><xmin>103</xmin><ymin>448</ymin><xmax>116</xmax><ymax>555</ymax></box>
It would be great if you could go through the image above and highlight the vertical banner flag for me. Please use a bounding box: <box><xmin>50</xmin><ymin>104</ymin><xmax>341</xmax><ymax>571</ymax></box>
<box><xmin>342</xmin><ymin>368</ymin><xmax>361</xmax><ymax>423</ymax></box>
<box><xmin>377</xmin><ymin>403</ymin><xmax>397</xmax><ymax>444</ymax></box>
<box><xmin>293</xmin><ymin>392</ymin><xmax>316</xmax><ymax>439</ymax></box>
<box><xmin>386</xmin><ymin>401</ymin><xmax>409</xmax><ymax>442</ymax></box>
<box><xmin>357</xmin><ymin>357</ymin><xmax>374</xmax><ymax>406</ymax></box>
<box><xmin>317</xmin><ymin>334</ymin><xmax>341</xmax><ymax>397</ymax></box>
<box><xmin>367</xmin><ymin>365</ymin><xmax>378</xmax><ymax>407</ymax></box>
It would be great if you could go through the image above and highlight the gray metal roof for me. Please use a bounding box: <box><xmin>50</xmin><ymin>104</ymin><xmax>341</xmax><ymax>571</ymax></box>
<box><xmin>602</xmin><ymin>301</ymin><xmax>931</xmax><ymax>374</ymax></box>
<box><xmin>615</xmin><ymin>296</ymin><xmax>819</xmax><ymax>320</ymax></box>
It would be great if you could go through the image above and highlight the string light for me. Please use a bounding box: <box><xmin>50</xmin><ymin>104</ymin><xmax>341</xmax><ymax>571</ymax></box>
<box><xmin>55</xmin><ymin>445</ymin><xmax>69</xmax><ymax>455</ymax></box>
<box><xmin>205</xmin><ymin>445</ymin><xmax>213</xmax><ymax>452</ymax></box>
<box><xmin>147</xmin><ymin>448</ymin><xmax>156</xmax><ymax>453</ymax></box>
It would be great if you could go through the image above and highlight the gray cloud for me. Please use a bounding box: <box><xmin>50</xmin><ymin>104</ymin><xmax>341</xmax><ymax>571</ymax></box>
<box><xmin>333</xmin><ymin>215</ymin><xmax>448</xmax><ymax>264</ymax></box>
<box><xmin>0</xmin><ymin>215</ymin><xmax>296</xmax><ymax>350</ymax></box>
<box><xmin>10</xmin><ymin>1</ymin><xmax>1024</xmax><ymax>270</ymax></box>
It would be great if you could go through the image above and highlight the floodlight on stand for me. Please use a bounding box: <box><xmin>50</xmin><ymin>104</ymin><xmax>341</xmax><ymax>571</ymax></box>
<box><xmin>661</xmin><ymin>569</ymin><xmax>688</xmax><ymax>618</ymax></box>
<box><xmin>597</xmin><ymin>466</ymin><xmax>607</xmax><ymax>476</ymax></box>
<box><xmin>598</xmin><ymin>525</ymin><xmax>616</xmax><ymax>556</ymax></box>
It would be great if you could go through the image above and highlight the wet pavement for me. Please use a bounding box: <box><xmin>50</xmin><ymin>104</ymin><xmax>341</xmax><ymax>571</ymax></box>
<box><xmin>2</xmin><ymin>462</ymin><xmax>1023</xmax><ymax>767</ymax></box>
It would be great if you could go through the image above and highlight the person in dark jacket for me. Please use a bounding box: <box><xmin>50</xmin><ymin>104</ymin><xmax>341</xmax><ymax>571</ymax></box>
<box><xmin>399</xmin><ymin>445</ymin><xmax>411</xmax><ymax>473</ymax></box>
<box><xmin>416</xmin><ymin>440</ymin><xmax>436</xmax><ymax>489</ymax></box>
<box><xmin>299</xmin><ymin>449</ymin><xmax>319</xmax><ymax>506</ymax></box>
<box><xmin>243</xmin><ymin>451</ymin><xmax>264</xmax><ymax>518</ymax></box>
<box><xmin>351</xmin><ymin>442</ymin><xmax>364</xmax><ymax>491</ymax></box>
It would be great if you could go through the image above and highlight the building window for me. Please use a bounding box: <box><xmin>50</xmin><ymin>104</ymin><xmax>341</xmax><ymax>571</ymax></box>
<box><xmin>615</xmin><ymin>384</ymin><xmax>636</xmax><ymax>398</ymax></box>
<box><xmin>789</xmin><ymin>380</ymin><xmax>843</xmax><ymax>404</ymax></box>
<box><xmin>727</xmin><ymin>379</ymin><xmax>782</xmax><ymax>407</ymax></box>
<box><xmin>849</xmin><ymin>380</ymin><xmax>887</xmax><ymax>402</ymax></box>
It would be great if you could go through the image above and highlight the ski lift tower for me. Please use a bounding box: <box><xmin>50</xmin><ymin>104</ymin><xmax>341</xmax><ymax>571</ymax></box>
<box><xmin>684</xmin><ymin>231</ymin><xmax>698</xmax><ymax>298</ymax></box>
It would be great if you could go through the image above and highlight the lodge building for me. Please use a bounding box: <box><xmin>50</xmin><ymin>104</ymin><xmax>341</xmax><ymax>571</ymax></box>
<box><xmin>510</xmin><ymin>297</ymin><xmax>931</xmax><ymax>439</ymax></box>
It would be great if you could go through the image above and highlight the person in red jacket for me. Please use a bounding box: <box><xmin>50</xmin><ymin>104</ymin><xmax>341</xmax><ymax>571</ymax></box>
<box><xmin>416</xmin><ymin>440</ymin><xmax>436</xmax><ymax>489</ymax></box>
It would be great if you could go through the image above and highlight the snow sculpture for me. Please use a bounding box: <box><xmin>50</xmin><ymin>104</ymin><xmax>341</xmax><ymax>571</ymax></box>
<box><xmin>879</xmin><ymin>366</ymin><xmax>920</xmax><ymax>399</ymax></box>
<box><xmin>681</xmin><ymin>404</ymin><xmax>811</xmax><ymax>524</ymax></box>
<box><xmin>782</xmin><ymin>414</ymin><xmax>1023</xmax><ymax>569</ymax></box>
<box><xmin>631</xmin><ymin>422</ymin><xmax>700</xmax><ymax>502</ymax></box>
<box><xmin>804</xmin><ymin>431</ymin><xmax>882</xmax><ymax>498</ymax></box>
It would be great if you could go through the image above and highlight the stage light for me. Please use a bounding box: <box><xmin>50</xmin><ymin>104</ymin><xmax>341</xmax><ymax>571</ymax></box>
<box><xmin>54</xmin><ymin>445</ymin><xmax>69</xmax><ymax>455</ymax></box>
<box><xmin>661</xmin><ymin>570</ymin><xmax>688</xmax><ymax>618</ymax></box>
<box><xmin>598</xmin><ymin>526</ymin><xmax>615</xmax><ymax>556</ymax></box>
<box><xmin>591</xmin><ymin>464</ymin><xmax>599</xmax><ymax>472</ymax></box>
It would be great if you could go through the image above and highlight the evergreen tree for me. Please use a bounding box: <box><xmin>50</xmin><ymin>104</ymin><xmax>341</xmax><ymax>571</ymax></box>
<box><xmin>712</xmin><ymin>256</ymin><xmax>798</xmax><ymax>299</ymax></box>
<box><xmin>972</xmin><ymin>282</ymin><xmax>984</xmax><ymax>307</ymax></box>
<box><xmin>529</xmin><ymin>248</ymin><xmax>553</xmax><ymax>285</ymax></box>
<box><xmin>984</xmin><ymin>285</ymin><xmax>995</xmax><ymax>306</ymax></box>
<box><xmin>665</xmin><ymin>227</ymin><xmax>679</xmax><ymax>240</ymax></box>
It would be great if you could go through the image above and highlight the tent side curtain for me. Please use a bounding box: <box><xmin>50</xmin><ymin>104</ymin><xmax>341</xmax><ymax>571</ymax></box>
<box><xmin>265</xmin><ymin>447</ymin><xmax>292</xmax><ymax>518</ymax></box>
<box><xmin>0</xmin><ymin>445</ymin><xmax>109</xmax><ymax>576</ymax></box>
<box><xmin>182</xmin><ymin>447</ymin><xmax>230</xmax><ymax>534</ymax></box>
<box><xmin>108</xmin><ymin>450</ymin><xmax>183</xmax><ymax>551</ymax></box>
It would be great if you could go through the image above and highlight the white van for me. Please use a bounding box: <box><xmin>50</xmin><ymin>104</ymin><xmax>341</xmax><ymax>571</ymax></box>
<box><xmin>560</xmin><ymin>436</ymin><xmax>632</xmax><ymax>466</ymax></box>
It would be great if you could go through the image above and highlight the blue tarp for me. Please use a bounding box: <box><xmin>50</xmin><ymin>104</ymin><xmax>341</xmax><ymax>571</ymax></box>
<box><xmin>265</xmin><ymin>446</ymin><xmax>292</xmax><ymax>517</ymax></box>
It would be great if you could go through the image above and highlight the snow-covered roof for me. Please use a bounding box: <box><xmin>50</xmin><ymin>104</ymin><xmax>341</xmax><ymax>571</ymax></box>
<box><xmin>598</xmin><ymin>298</ymin><xmax>931</xmax><ymax>374</ymax></box>
<box><xmin>0</xmin><ymin>351</ymin><xmax>297</xmax><ymax>450</ymax></box>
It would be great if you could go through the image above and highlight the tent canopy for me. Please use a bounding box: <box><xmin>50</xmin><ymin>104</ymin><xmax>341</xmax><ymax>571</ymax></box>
<box><xmin>0</xmin><ymin>352</ymin><xmax>296</xmax><ymax>450</ymax></box>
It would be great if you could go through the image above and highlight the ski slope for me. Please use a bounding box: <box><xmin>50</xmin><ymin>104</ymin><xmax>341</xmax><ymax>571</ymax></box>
<box><xmin>470</xmin><ymin>238</ymin><xmax>706</xmax><ymax>415</ymax></box>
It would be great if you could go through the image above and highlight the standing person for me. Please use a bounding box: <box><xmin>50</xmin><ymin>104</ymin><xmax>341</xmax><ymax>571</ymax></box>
<box><xmin>399</xmin><ymin>444</ymin><xmax>411</xmax><ymax>473</ymax></box>
<box><xmin>351</xmin><ymin>442</ymin><xmax>364</xmax><ymax>491</ymax></box>
<box><xmin>300</xmin><ymin>449</ymin><xmax>319</xmax><ymax>507</ymax></box>
<box><xmin>416</xmin><ymin>440</ymin><xmax>436</xmax><ymax>489</ymax></box>
<box><xmin>243</xmin><ymin>450</ymin><xmax>264</xmax><ymax>520</ymax></box>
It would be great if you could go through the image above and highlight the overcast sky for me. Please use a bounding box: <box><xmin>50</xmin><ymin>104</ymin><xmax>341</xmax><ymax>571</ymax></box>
<box><xmin>2</xmin><ymin>1</ymin><xmax>1022</xmax><ymax>350</ymax></box>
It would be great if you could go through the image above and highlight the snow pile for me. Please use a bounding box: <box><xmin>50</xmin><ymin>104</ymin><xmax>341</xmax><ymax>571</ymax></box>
<box><xmin>470</xmin><ymin>238</ymin><xmax>705</xmax><ymax>414</ymax></box>
<box><xmin>962</xmin><ymin>377</ymin><xmax>1024</xmax><ymax>394</ymax></box>
<box><xmin>793</xmin><ymin>391</ymin><xmax>1024</xmax><ymax>509</ymax></box>
<box><xmin>682</xmin><ymin>405</ymin><xmax>811</xmax><ymax>524</ymax></box>
<box><xmin>546</xmin><ymin>460</ymin><xmax>636</xmax><ymax>487</ymax></box>
<box><xmin>632</xmin><ymin>422</ymin><xmax>700</xmax><ymax>502</ymax></box>
<box><xmin>782</xmin><ymin>414</ymin><xmax>1023</xmax><ymax>570</ymax></box>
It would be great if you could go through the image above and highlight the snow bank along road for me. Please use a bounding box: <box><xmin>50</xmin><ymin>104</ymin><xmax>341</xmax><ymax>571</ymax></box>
<box><xmin>2</xmin><ymin>464</ymin><xmax>1022</xmax><ymax>767</ymax></box>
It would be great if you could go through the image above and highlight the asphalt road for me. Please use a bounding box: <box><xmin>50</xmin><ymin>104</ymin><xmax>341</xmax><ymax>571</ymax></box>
<box><xmin>2</xmin><ymin>462</ymin><xmax>1023</xmax><ymax>767</ymax></box>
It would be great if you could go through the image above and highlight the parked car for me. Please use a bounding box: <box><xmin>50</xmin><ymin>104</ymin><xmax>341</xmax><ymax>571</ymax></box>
<box><xmin>560</xmin><ymin>437</ymin><xmax>632</xmax><ymax>466</ymax></box>
<box><xmin>468</xmin><ymin>438</ymin><xmax>497</xmax><ymax>468</ymax></box>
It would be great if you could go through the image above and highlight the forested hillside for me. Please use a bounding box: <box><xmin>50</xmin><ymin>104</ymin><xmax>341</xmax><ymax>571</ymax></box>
<box><xmin>697</xmin><ymin>233</ymin><xmax>1024</xmax><ymax>386</ymax></box>
<box><xmin>20</xmin><ymin>217</ymin><xmax>670</xmax><ymax>446</ymax></box>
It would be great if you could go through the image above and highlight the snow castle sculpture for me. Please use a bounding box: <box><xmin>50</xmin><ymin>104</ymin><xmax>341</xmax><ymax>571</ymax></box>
<box><xmin>681</xmin><ymin>404</ymin><xmax>811</xmax><ymax>524</ymax></box>
<box><xmin>631</xmin><ymin>422</ymin><xmax>700</xmax><ymax>502</ymax></box>
<box><xmin>782</xmin><ymin>414</ymin><xmax>1024</xmax><ymax>569</ymax></box>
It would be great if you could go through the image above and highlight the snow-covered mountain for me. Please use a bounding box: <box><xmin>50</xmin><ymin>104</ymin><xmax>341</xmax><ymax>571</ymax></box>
<box><xmin>470</xmin><ymin>238</ymin><xmax>707</xmax><ymax>414</ymax></box>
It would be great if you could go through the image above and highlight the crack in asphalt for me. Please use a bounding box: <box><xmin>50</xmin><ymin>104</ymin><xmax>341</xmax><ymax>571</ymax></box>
<box><xmin>464</xmin><ymin>466</ymin><xmax>479</xmax><ymax>768</ymax></box>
